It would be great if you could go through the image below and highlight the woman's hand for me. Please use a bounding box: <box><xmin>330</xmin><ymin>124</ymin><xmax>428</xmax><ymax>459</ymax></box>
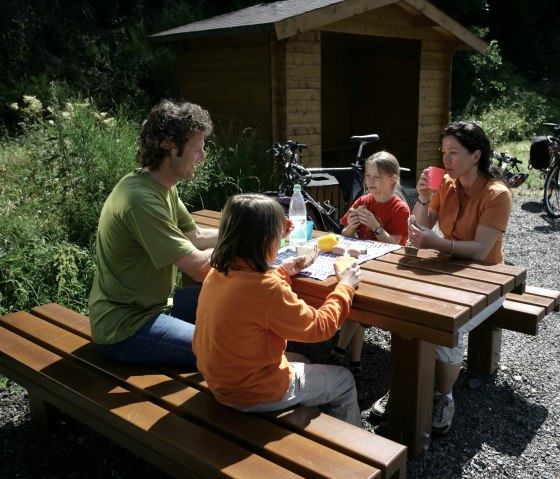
<box><xmin>416</xmin><ymin>168</ymin><xmax>432</xmax><ymax>204</ymax></box>
<box><xmin>334</xmin><ymin>262</ymin><xmax>361</xmax><ymax>289</ymax></box>
<box><xmin>408</xmin><ymin>222</ymin><xmax>435</xmax><ymax>249</ymax></box>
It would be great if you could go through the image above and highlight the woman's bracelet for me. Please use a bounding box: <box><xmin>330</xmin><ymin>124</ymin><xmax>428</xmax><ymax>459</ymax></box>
<box><xmin>416</xmin><ymin>196</ymin><xmax>431</xmax><ymax>206</ymax></box>
<box><xmin>447</xmin><ymin>239</ymin><xmax>455</xmax><ymax>257</ymax></box>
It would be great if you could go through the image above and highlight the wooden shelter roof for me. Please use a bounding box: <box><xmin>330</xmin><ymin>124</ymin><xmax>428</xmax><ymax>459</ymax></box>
<box><xmin>150</xmin><ymin>0</ymin><xmax>487</xmax><ymax>53</ymax></box>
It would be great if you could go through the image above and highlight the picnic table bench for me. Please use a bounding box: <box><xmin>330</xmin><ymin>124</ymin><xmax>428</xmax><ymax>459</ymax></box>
<box><xmin>0</xmin><ymin>303</ymin><xmax>408</xmax><ymax>479</ymax></box>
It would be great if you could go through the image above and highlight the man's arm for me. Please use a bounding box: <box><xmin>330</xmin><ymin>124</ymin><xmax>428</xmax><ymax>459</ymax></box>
<box><xmin>175</xmin><ymin>248</ymin><xmax>213</xmax><ymax>283</ymax></box>
<box><xmin>184</xmin><ymin>226</ymin><xmax>218</xmax><ymax>250</ymax></box>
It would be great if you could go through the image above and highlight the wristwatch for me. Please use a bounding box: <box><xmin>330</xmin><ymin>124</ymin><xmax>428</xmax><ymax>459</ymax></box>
<box><xmin>372</xmin><ymin>226</ymin><xmax>383</xmax><ymax>236</ymax></box>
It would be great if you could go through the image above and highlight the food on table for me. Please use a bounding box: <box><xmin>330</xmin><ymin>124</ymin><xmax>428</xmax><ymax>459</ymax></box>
<box><xmin>317</xmin><ymin>234</ymin><xmax>339</xmax><ymax>252</ymax></box>
<box><xmin>295</xmin><ymin>242</ymin><xmax>319</xmax><ymax>267</ymax></box>
<box><xmin>348</xmin><ymin>246</ymin><xmax>366</xmax><ymax>258</ymax></box>
<box><xmin>331</xmin><ymin>245</ymin><xmax>346</xmax><ymax>256</ymax></box>
<box><xmin>335</xmin><ymin>256</ymin><xmax>357</xmax><ymax>272</ymax></box>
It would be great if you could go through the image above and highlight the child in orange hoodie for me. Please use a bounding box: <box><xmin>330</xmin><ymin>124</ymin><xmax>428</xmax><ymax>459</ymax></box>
<box><xmin>193</xmin><ymin>193</ymin><xmax>362</xmax><ymax>426</ymax></box>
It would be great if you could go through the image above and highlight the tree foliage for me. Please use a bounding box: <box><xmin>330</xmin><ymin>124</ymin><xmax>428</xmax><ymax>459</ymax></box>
<box><xmin>1</xmin><ymin>0</ymin><xmax>559</xmax><ymax>135</ymax></box>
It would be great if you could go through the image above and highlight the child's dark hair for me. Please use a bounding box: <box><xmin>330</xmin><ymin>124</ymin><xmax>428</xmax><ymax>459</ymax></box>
<box><xmin>212</xmin><ymin>194</ymin><xmax>285</xmax><ymax>274</ymax></box>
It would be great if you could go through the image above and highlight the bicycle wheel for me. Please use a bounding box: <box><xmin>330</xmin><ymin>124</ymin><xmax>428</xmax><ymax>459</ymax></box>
<box><xmin>544</xmin><ymin>161</ymin><xmax>560</xmax><ymax>218</ymax></box>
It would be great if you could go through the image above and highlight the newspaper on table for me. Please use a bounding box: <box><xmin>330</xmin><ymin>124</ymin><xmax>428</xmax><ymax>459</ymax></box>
<box><xmin>272</xmin><ymin>236</ymin><xmax>402</xmax><ymax>281</ymax></box>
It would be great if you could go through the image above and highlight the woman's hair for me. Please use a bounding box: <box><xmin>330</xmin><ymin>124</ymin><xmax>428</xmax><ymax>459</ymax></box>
<box><xmin>136</xmin><ymin>99</ymin><xmax>213</xmax><ymax>170</ymax></box>
<box><xmin>212</xmin><ymin>194</ymin><xmax>286</xmax><ymax>274</ymax></box>
<box><xmin>440</xmin><ymin>121</ymin><xmax>493</xmax><ymax>178</ymax></box>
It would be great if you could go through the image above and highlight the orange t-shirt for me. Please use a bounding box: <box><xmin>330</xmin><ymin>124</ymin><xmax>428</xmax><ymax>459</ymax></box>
<box><xmin>430</xmin><ymin>174</ymin><xmax>512</xmax><ymax>263</ymax></box>
<box><xmin>193</xmin><ymin>262</ymin><xmax>354</xmax><ymax>409</ymax></box>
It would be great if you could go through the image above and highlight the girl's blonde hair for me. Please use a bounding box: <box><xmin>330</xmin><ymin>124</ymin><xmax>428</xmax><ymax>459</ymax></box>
<box><xmin>365</xmin><ymin>151</ymin><xmax>401</xmax><ymax>191</ymax></box>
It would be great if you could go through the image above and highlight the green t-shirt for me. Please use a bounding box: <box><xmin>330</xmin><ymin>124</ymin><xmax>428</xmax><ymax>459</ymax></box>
<box><xmin>88</xmin><ymin>171</ymin><xmax>196</xmax><ymax>344</ymax></box>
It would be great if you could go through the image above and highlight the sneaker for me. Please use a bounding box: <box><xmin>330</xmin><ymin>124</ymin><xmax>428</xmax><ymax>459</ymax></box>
<box><xmin>350</xmin><ymin>366</ymin><xmax>364</xmax><ymax>403</ymax></box>
<box><xmin>371</xmin><ymin>391</ymin><xmax>390</xmax><ymax>419</ymax></box>
<box><xmin>432</xmin><ymin>395</ymin><xmax>455</xmax><ymax>435</ymax></box>
<box><xmin>327</xmin><ymin>348</ymin><xmax>346</xmax><ymax>366</ymax></box>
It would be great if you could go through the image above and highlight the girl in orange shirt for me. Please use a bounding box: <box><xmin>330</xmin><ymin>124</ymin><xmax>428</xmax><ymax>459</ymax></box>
<box><xmin>193</xmin><ymin>193</ymin><xmax>363</xmax><ymax>426</ymax></box>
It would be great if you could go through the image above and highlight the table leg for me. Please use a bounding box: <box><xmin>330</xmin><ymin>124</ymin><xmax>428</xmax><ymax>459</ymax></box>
<box><xmin>388</xmin><ymin>333</ymin><xmax>435</xmax><ymax>459</ymax></box>
<box><xmin>467</xmin><ymin>321</ymin><xmax>502</xmax><ymax>375</ymax></box>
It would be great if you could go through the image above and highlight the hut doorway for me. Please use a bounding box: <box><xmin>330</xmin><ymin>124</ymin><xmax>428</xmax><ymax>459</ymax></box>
<box><xmin>321</xmin><ymin>32</ymin><xmax>421</xmax><ymax>176</ymax></box>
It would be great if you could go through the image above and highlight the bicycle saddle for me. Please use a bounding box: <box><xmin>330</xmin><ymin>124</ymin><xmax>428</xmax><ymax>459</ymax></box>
<box><xmin>350</xmin><ymin>134</ymin><xmax>379</xmax><ymax>143</ymax></box>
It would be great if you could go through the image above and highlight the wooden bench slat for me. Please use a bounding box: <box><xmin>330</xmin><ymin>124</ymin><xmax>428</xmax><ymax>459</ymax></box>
<box><xmin>0</xmin><ymin>324</ymin><xmax>300</xmax><ymax>479</ymax></box>
<box><xmin>505</xmin><ymin>292</ymin><xmax>555</xmax><ymax>314</ymax></box>
<box><xmin>523</xmin><ymin>285</ymin><xmax>560</xmax><ymax>311</ymax></box>
<box><xmin>0</xmin><ymin>311</ymin><xmax>381</xmax><ymax>479</ymax></box>
<box><xmin>31</xmin><ymin>303</ymin><xmax>406</xmax><ymax>479</ymax></box>
<box><xmin>487</xmin><ymin>300</ymin><xmax>545</xmax><ymax>335</ymax></box>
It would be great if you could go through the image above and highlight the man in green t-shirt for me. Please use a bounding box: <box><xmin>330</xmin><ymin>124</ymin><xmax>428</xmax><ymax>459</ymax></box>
<box><xmin>88</xmin><ymin>100</ymin><xmax>217</xmax><ymax>365</ymax></box>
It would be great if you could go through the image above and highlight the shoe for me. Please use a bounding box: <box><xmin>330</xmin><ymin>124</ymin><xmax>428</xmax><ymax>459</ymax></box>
<box><xmin>432</xmin><ymin>395</ymin><xmax>455</xmax><ymax>435</ymax></box>
<box><xmin>350</xmin><ymin>366</ymin><xmax>364</xmax><ymax>402</ymax></box>
<box><xmin>371</xmin><ymin>391</ymin><xmax>390</xmax><ymax>419</ymax></box>
<box><xmin>327</xmin><ymin>348</ymin><xmax>346</xmax><ymax>366</ymax></box>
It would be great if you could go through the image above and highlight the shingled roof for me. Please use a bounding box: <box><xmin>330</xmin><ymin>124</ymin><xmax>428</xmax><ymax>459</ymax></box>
<box><xmin>150</xmin><ymin>0</ymin><xmax>487</xmax><ymax>53</ymax></box>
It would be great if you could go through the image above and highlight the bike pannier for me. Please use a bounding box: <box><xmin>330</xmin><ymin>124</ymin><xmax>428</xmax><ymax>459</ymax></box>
<box><xmin>529</xmin><ymin>136</ymin><xmax>551</xmax><ymax>171</ymax></box>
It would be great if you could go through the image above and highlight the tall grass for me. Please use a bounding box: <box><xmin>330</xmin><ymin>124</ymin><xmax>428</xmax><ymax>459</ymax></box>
<box><xmin>0</xmin><ymin>87</ymin><xmax>272</xmax><ymax>315</ymax></box>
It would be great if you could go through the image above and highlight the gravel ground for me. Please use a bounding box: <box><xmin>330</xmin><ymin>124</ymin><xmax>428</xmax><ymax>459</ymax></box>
<box><xmin>1</xmin><ymin>193</ymin><xmax>559</xmax><ymax>478</ymax></box>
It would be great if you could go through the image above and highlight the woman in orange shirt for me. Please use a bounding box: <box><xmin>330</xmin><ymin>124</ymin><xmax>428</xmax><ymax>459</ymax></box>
<box><xmin>403</xmin><ymin>121</ymin><xmax>512</xmax><ymax>435</ymax></box>
<box><xmin>193</xmin><ymin>193</ymin><xmax>363</xmax><ymax>427</ymax></box>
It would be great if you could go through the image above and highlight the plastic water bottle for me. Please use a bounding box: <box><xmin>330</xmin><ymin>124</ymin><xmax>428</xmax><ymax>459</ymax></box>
<box><xmin>289</xmin><ymin>184</ymin><xmax>307</xmax><ymax>247</ymax></box>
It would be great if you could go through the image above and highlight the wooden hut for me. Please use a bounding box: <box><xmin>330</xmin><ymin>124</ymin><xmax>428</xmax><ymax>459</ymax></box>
<box><xmin>151</xmin><ymin>0</ymin><xmax>487</xmax><ymax>178</ymax></box>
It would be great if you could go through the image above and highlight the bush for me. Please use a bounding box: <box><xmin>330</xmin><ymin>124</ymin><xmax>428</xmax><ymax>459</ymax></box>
<box><xmin>0</xmin><ymin>221</ymin><xmax>95</xmax><ymax>315</ymax></box>
<box><xmin>1</xmin><ymin>87</ymin><xmax>275</xmax><ymax>314</ymax></box>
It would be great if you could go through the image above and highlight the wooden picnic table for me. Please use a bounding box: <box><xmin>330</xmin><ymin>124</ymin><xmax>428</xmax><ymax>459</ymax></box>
<box><xmin>190</xmin><ymin>209</ymin><xmax>527</xmax><ymax>458</ymax></box>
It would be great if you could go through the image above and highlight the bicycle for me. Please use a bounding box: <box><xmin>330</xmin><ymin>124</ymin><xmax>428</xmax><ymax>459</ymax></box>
<box><xmin>538</xmin><ymin>123</ymin><xmax>560</xmax><ymax>218</ymax></box>
<box><xmin>491</xmin><ymin>150</ymin><xmax>528</xmax><ymax>188</ymax></box>
<box><xmin>267</xmin><ymin>140</ymin><xmax>344</xmax><ymax>233</ymax></box>
<box><xmin>267</xmin><ymin>135</ymin><xmax>414</xmax><ymax>233</ymax></box>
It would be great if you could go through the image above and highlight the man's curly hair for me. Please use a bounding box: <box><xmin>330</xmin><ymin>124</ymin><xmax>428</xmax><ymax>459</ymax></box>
<box><xmin>136</xmin><ymin>100</ymin><xmax>213</xmax><ymax>170</ymax></box>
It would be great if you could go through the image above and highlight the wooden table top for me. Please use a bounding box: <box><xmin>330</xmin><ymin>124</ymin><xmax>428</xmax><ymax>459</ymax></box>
<box><xmin>191</xmin><ymin>209</ymin><xmax>527</xmax><ymax>348</ymax></box>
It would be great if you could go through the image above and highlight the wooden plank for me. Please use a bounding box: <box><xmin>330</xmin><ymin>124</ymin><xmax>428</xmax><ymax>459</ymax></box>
<box><xmin>30</xmin><ymin>304</ymin><xmax>405</xmax><ymax>479</ymax></box>
<box><xmin>1</xmin><ymin>312</ymin><xmax>379</xmax><ymax>479</ymax></box>
<box><xmin>0</xmin><ymin>324</ymin><xmax>297</xmax><ymax>479</ymax></box>
<box><xmin>505</xmin><ymin>291</ymin><xmax>555</xmax><ymax>314</ymax></box>
<box><xmin>523</xmin><ymin>285</ymin><xmax>560</xmax><ymax>311</ymax></box>
<box><xmin>388</xmin><ymin>248</ymin><xmax>525</xmax><ymax>293</ymax></box>
<box><xmin>268</xmin><ymin>407</ymin><xmax>407</xmax><ymax>479</ymax></box>
<box><xmin>275</xmin><ymin>0</ymin><xmax>397</xmax><ymax>40</ymax></box>
<box><xmin>296</xmin><ymin>292</ymin><xmax>457</xmax><ymax>348</ymax></box>
<box><xmin>487</xmin><ymin>301</ymin><xmax>544</xmax><ymax>335</ymax></box>
<box><xmin>358</xmin><ymin>263</ymin><xmax>488</xmax><ymax>315</ymax></box>
<box><xmin>374</xmin><ymin>253</ymin><xmax>503</xmax><ymax>302</ymax></box>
